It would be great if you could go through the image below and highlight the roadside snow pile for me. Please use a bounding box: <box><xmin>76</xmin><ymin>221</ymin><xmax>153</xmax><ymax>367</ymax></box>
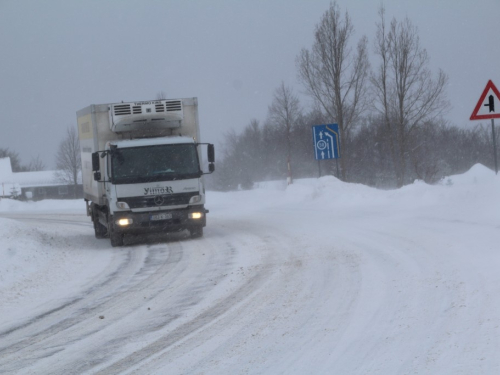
<box><xmin>253</xmin><ymin>180</ymin><xmax>288</xmax><ymax>191</ymax></box>
<box><xmin>286</xmin><ymin>176</ymin><xmax>386</xmax><ymax>205</ymax></box>
<box><xmin>445</xmin><ymin>163</ymin><xmax>498</xmax><ymax>186</ymax></box>
<box><xmin>0</xmin><ymin>215</ymin><xmax>112</xmax><ymax>331</ymax></box>
<box><xmin>391</xmin><ymin>163</ymin><xmax>500</xmax><ymax>217</ymax></box>
<box><xmin>209</xmin><ymin>164</ymin><xmax>499</xmax><ymax>223</ymax></box>
<box><xmin>282</xmin><ymin>163</ymin><xmax>499</xmax><ymax>212</ymax></box>
<box><xmin>0</xmin><ymin>198</ymin><xmax>84</xmax><ymax>212</ymax></box>
<box><xmin>0</xmin><ymin>217</ymin><xmax>60</xmax><ymax>298</ymax></box>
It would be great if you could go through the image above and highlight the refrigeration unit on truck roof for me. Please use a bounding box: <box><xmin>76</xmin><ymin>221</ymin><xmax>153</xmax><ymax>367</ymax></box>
<box><xmin>110</xmin><ymin>99</ymin><xmax>184</xmax><ymax>133</ymax></box>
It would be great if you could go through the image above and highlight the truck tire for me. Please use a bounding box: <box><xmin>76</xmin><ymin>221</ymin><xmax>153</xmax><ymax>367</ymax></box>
<box><xmin>93</xmin><ymin>218</ymin><xmax>108</xmax><ymax>239</ymax></box>
<box><xmin>108</xmin><ymin>218</ymin><xmax>124</xmax><ymax>247</ymax></box>
<box><xmin>91</xmin><ymin>203</ymin><xmax>108</xmax><ymax>239</ymax></box>
<box><xmin>110</xmin><ymin>228</ymin><xmax>124</xmax><ymax>247</ymax></box>
<box><xmin>190</xmin><ymin>226</ymin><xmax>203</xmax><ymax>238</ymax></box>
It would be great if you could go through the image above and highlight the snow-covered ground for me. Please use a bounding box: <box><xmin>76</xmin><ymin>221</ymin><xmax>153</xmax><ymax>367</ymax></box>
<box><xmin>0</xmin><ymin>164</ymin><xmax>499</xmax><ymax>374</ymax></box>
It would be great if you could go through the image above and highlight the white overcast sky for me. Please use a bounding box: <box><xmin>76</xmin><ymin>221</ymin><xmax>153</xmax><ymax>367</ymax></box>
<box><xmin>0</xmin><ymin>0</ymin><xmax>499</xmax><ymax>168</ymax></box>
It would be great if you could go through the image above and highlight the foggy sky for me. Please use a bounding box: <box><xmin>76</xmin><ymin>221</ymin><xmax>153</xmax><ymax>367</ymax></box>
<box><xmin>1</xmin><ymin>0</ymin><xmax>499</xmax><ymax>169</ymax></box>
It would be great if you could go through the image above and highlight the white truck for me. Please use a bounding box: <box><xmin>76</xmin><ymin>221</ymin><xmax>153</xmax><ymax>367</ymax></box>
<box><xmin>76</xmin><ymin>97</ymin><xmax>214</xmax><ymax>247</ymax></box>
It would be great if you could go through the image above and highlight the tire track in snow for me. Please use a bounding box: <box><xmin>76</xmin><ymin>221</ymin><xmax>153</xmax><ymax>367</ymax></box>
<box><xmin>0</xmin><ymin>243</ymin><xmax>184</xmax><ymax>373</ymax></box>
<box><xmin>59</xmin><ymin>230</ymin><xmax>244</xmax><ymax>375</ymax></box>
<box><xmin>0</xmin><ymin>214</ymin><xmax>185</xmax><ymax>373</ymax></box>
<box><xmin>95</xmin><ymin>268</ymin><xmax>271</xmax><ymax>375</ymax></box>
<box><xmin>1</xmin><ymin>216</ymin><xmax>243</xmax><ymax>375</ymax></box>
<box><xmin>100</xmin><ymin>221</ymin><xmax>308</xmax><ymax>375</ymax></box>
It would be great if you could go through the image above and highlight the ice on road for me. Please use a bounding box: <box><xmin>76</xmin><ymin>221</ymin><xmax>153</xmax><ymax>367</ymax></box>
<box><xmin>0</xmin><ymin>164</ymin><xmax>499</xmax><ymax>374</ymax></box>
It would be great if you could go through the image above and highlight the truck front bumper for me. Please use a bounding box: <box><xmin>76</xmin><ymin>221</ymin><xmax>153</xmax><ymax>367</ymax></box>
<box><xmin>112</xmin><ymin>205</ymin><xmax>207</xmax><ymax>234</ymax></box>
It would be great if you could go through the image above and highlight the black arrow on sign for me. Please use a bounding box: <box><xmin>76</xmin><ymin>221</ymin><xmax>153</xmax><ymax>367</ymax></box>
<box><xmin>484</xmin><ymin>95</ymin><xmax>495</xmax><ymax>112</ymax></box>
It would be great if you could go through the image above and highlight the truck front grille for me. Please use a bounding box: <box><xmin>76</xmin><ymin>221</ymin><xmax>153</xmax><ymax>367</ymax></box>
<box><xmin>119</xmin><ymin>192</ymin><xmax>199</xmax><ymax>209</ymax></box>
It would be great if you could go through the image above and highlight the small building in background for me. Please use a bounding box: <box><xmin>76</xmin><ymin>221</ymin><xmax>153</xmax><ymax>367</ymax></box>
<box><xmin>0</xmin><ymin>157</ymin><xmax>21</xmax><ymax>198</ymax></box>
<box><xmin>0</xmin><ymin>157</ymin><xmax>82</xmax><ymax>200</ymax></box>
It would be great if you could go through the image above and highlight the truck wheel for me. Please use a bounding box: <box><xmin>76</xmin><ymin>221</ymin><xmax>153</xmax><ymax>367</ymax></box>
<box><xmin>110</xmin><ymin>231</ymin><xmax>124</xmax><ymax>247</ymax></box>
<box><xmin>93</xmin><ymin>217</ymin><xmax>108</xmax><ymax>239</ymax></box>
<box><xmin>109</xmin><ymin>223</ymin><xmax>124</xmax><ymax>247</ymax></box>
<box><xmin>190</xmin><ymin>226</ymin><xmax>203</xmax><ymax>238</ymax></box>
<box><xmin>91</xmin><ymin>204</ymin><xmax>108</xmax><ymax>239</ymax></box>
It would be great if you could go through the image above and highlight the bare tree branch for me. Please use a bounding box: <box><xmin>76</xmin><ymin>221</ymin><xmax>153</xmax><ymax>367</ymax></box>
<box><xmin>28</xmin><ymin>155</ymin><xmax>45</xmax><ymax>171</ymax></box>
<box><xmin>268</xmin><ymin>82</ymin><xmax>301</xmax><ymax>184</ymax></box>
<box><xmin>54</xmin><ymin>126</ymin><xmax>81</xmax><ymax>192</ymax></box>
<box><xmin>156</xmin><ymin>91</ymin><xmax>167</xmax><ymax>100</ymax></box>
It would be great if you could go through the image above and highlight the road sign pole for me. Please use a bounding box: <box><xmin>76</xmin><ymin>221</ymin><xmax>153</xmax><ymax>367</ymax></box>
<box><xmin>470</xmin><ymin>80</ymin><xmax>500</xmax><ymax>174</ymax></box>
<box><xmin>492</xmin><ymin>119</ymin><xmax>498</xmax><ymax>174</ymax></box>
<box><xmin>335</xmin><ymin>158</ymin><xmax>340</xmax><ymax>178</ymax></box>
<box><xmin>318</xmin><ymin>160</ymin><xmax>321</xmax><ymax>178</ymax></box>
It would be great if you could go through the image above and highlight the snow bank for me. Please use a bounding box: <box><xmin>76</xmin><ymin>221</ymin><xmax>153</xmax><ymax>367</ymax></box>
<box><xmin>283</xmin><ymin>164</ymin><xmax>500</xmax><ymax>210</ymax></box>
<box><xmin>0</xmin><ymin>198</ymin><xmax>84</xmax><ymax>212</ymax></box>
<box><xmin>207</xmin><ymin>164</ymin><xmax>499</xmax><ymax>229</ymax></box>
<box><xmin>253</xmin><ymin>180</ymin><xmax>288</xmax><ymax>191</ymax></box>
<box><xmin>0</xmin><ymin>217</ymin><xmax>85</xmax><ymax>315</ymax></box>
<box><xmin>286</xmin><ymin>176</ymin><xmax>385</xmax><ymax>205</ymax></box>
<box><xmin>444</xmin><ymin>163</ymin><xmax>498</xmax><ymax>185</ymax></box>
<box><xmin>0</xmin><ymin>215</ymin><xmax>112</xmax><ymax>330</ymax></box>
<box><xmin>0</xmin><ymin>218</ymin><xmax>55</xmax><ymax>289</ymax></box>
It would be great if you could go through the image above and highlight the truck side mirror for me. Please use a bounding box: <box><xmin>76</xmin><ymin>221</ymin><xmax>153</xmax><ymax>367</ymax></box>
<box><xmin>209</xmin><ymin>163</ymin><xmax>215</xmax><ymax>173</ymax></box>
<box><xmin>94</xmin><ymin>171</ymin><xmax>102</xmax><ymax>181</ymax></box>
<box><xmin>207</xmin><ymin>144</ymin><xmax>215</xmax><ymax>163</ymax></box>
<box><xmin>92</xmin><ymin>152</ymin><xmax>100</xmax><ymax>172</ymax></box>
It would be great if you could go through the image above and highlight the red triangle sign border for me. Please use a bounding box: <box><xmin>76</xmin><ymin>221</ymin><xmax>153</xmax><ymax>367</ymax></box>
<box><xmin>470</xmin><ymin>80</ymin><xmax>500</xmax><ymax>120</ymax></box>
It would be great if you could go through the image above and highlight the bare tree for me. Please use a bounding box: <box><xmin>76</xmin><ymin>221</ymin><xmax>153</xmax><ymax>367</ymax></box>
<box><xmin>156</xmin><ymin>91</ymin><xmax>167</xmax><ymax>100</ymax></box>
<box><xmin>297</xmin><ymin>1</ymin><xmax>369</xmax><ymax>181</ymax></box>
<box><xmin>28</xmin><ymin>155</ymin><xmax>45</xmax><ymax>171</ymax></box>
<box><xmin>371</xmin><ymin>6</ymin><xmax>398</xmax><ymax>183</ymax></box>
<box><xmin>55</xmin><ymin>126</ymin><xmax>81</xmax><ymax>195</ymax></box>
<box><xmin>240</xmin><ymin>119</ymin><xmax>264</xmax><ymax>187</ymax></box>
<box><xmin>267</xmin><ymin>82</ymin><xmax>301</xmax><ymax>184</ymax></box>
<box><xmin>372</xmin><ymin>7</ymin><xmax>449</xmax><ymax>186</ymax></box>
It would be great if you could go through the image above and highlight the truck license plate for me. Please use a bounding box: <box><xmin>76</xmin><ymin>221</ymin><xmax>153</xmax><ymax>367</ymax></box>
<box><xmin>150</xmin><ymin>213</ymin><xmax>172</xmax><ymax>221</ymax></box>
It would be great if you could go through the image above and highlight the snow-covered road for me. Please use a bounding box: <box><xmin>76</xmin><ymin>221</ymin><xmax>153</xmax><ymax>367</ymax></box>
<box><xmin>1</xmin><ymin>165</ymin><xmax>499</xmax><ymax>374</ymax></box>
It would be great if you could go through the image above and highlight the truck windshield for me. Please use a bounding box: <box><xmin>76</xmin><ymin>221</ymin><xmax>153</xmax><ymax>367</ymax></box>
<box><xmin>111</xmin><ymin>143</ymin><xmax>201</xmax><ymax>184</ymax></box>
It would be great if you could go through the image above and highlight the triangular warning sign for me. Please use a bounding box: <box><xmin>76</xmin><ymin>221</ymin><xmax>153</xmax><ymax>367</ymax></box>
<box><xmin>470</xmin><ymin>80</ymin><xmax>500</xmax><ymax>120</ymax></box>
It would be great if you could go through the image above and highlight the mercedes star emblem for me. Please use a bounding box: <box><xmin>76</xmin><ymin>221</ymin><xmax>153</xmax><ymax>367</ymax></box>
<box><xmin>154</xmin><ymin>195</ymin><xmax>164</xmax><ymax>206</ymax></box>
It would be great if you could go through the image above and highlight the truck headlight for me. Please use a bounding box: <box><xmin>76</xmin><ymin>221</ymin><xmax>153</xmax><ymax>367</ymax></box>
<box><xmin>189</xmin><ymin>212</ymin><xmax>203</xmax><ymax>219</ymax></box>
<box><xmin>189</xmin><ymin>195</ymin><xmax>202</xmax><ymax>204</ymax></box>
<box><xmin>116</xmin><ymin>201</ymin><xmax>130</xmax><ymax>209</ymax></box>
<box><xmin>117</xmin><ymin>218</ymin><xmax>133</xmax><ymax>226</ymax></box>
